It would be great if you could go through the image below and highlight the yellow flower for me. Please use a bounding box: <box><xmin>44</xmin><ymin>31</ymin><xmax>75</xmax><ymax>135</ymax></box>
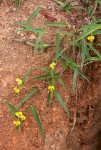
<box><xmin>14</xmin><ymin>87</ymin><xmax>21</xmax><ymax>93</ymax></box>
<box><xmin>50</xmin><ymin>62</ymin><xmax>56</xmax><ymax>69</ymax></box>
<box><xmin>15</xmin><ymin>112</ymin><xmax>23</xmax><ymax>118</ymax></box>
<box><xmin>20</xmin><ymin>115</ymin><xmax>26</xmax><ymax>121</ymax></box>
<box><xmin>15</xmin><ymin>112</ymin><xmax>26</xmax><ymax>121</ymax></box>
<box><xmin>13</xmin><ymin>120</ymin><xmax>21</xmax><ymax>126</ymax></box>
<box><xmin>16</xmin><ymin>78</ymin><xmax>22</xmax><ymax>85</ymax></box>
<box><xmin>48</xmin><ymin>85</ymin><xmax>55</xmax><ymax>91</ymax></box>
<box><xmin>87</xmin><ymin>35</ymin><xmax>95</xmax><ymax>42</ymax></box>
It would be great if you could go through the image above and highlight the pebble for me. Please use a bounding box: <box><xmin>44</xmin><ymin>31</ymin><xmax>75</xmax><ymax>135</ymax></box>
<box><xmin>29</xmin><ymin>34</ymin><xmax>36</xmax><ymax>40</ymax></box>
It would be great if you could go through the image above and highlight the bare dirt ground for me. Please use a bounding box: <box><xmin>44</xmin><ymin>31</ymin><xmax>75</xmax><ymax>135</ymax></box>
<box><xmin>0</xmin><ymin>0</ymin><xmax>101</xmax><ymax>150</ymax></box>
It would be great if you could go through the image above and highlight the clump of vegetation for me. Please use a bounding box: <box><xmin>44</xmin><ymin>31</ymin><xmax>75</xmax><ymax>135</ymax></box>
<box><xmin>1</xmin><ymin>0</ymin><xmax>101</xmax><ymax>142</ymax></box>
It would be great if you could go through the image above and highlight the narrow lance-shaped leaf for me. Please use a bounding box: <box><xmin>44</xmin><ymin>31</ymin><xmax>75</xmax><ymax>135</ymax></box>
<box><xmin>34</xmin><ymin>32</ymin><xmax>44</xmax><ymax>54</ymax></box>
<box><xmin>73</xmin><ymin>68</ymin><xmax>78</xmax><ymax>92</ymax></box>
<box><xmin>30</xmin><ymin>106</ymin><xmax>45</xmax><ymax>141</ymax></box>
<box><xmin>49</xmin><ymin>77</ymin><xmax>55</xmax><ymax>85</ymax></box>
<box><xmin>25</xmin><ymin>41</ymin><xmax>50</xmax><ymax>48</ymax></box>
<box><xmin>32</xmin><ymin>74</ymin><xmax>59</xmax><ymax>80</ymax></box>
<box><xmin>54</xmin><ymin>48</ymin><xmax>66</xmax><ymax>61</ymax></box>
<box><xmin>22</xmin><ymin>68</ymin><xmax>32</xmax><ymax>84</ymax></box>
<box><xmin>26</xmin><ymin>7</ymin><xmax>41</xmax><ymax>25</ymax></box>
<box><xmin>40</xmin><ymin>41</ymin><xmax>44</xmax><ymax>53</ymax></box>
<box><xmin>90</xmin><ymin>1</ymin><xmax>99</xmax><ymax>17</ymax></box>
<box><xmin>87</xmin><ymin>57</ymin><xmax>101</xmax><ymax>61</ymax></box>
<box><xmin>81</xmin><ymin>39</ymin><xmax>87</xmax><ymax>68</ymax></box>
<box><xmin>4</xmin><ymin>101</ymin><xmax>17</xmax><ymax>115</ymax></box>
<box><xmin>78</xmin><ymin>70</ymin><xmax>90</xmax><ymax>83</ymax></box>
<box><xmin>16</xmin><ymin>21</ymin><xmax>46</xmax><ymax>33</ymax></box>
<box><xmin>93</xmin><ymin>29</ymin><xmax>101</xmax><ymax>35</ymax></box>
<box><xmin>87</xmin><ymin>6</ymin><xmax>92</xmax><ymax>17</ymax></box>
<box><xmin>73</xmin><ymin>25</ymin><xmax>101</xmax><ymax>43</ymax></box>
<box><xmin>45</xmin><ymin>22</ymin><xmax>67</xmax><ymax>27</ymax></box>
<box><xmin>55</xmin><ymin>0</ymin><xmax>64</xmax><ymax>7</ymax></box>
<box><xmin>61</xmin><ymin>30</ymin><xmax>75</xmax><ymax>36</ymax></box>
<box><xmin>88</xmin><ymin>43</ymin><xmax>101</xmax><ymax>58</ymax></box>
<box><xmin>60</xmin><ymin>59</ymin><xmax>68</xmax><ymax>69</ymax></box>
<box><xmin>70</xmin><ymin>6</ymin><xmax>86</xmax><ymax>10</ymax></box>
<box><xmin>58</xmin><ymin>77</ymin><xmax>66</xmax><ymax>87</ymax></box>
<box><xmin>39</xmin><ymin>67</ymin><xmax>51</xmax><ymax>73</ymax></box>
<box><xmin>54</xmin><ymin>91</ymin><xmax>70</xmax><ymax>117</ymax></box>
<box><xmin>62</xmin><ymin>0</ymin><xmax>73</xmax><ymax>11</ymax></box>
<box><xmin>61</xmin><ymin>54</ymin><xmax>78</xmax><ymax>68</ymax></box>
<box><xmin>79</xmin><ymin>23</ymin><xmax>100</xmax><ymax>31</ymax></box>
<box><xmin>16</xmin><ymin>88</ymin><xmax>38</xmax><ymax>109</ymax></box>
<box><xmin>48</xmin><ymin>91</ymin><xmax>53</xmax><ymax>106</ymax></box>
<box><xmin>16</xmin><ymin>0</ymin><xmax>22</xmax><ymax>8</ymax></box>
<box><xmin>32</xmin><ymin>74</ymin><xmax>51</xmax><ymax>80</ymax></box>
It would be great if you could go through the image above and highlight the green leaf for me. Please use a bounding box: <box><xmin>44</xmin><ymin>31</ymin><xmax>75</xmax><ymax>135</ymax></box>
<box><xmin>39</xmin><ymin>67</ymin><xmax>51</xmax><ymax>73</ymax></box>
<box><xmin>32</xmin><ymin>74</ymin><xmax>59</xmax><ymax>80</ymax></box>
<box><xmin>45</xmin><ymin>22</ymin><xmax>67</xmax><ymax>27</ymax></box>
<box><xmin>55</xmin><ymin>0</ymin><xmax>64</xmax><ymax>6</ymax></box>
<box><xmin>30</xmin><ymin>106</ymin><xmax>45</xmax><ymax>141</ymax></box>
<box><xmin>34</xmin><ymin>32</ymin><xmax>44</xmax><ymax>54</ymax></box>
<box><xmin>71</xmin><ymin>6</ymin><xmax>85</xmax><ymax>10</ymax></box>
<box><xmin>96</xmin><ymin>43</ymin><xmax>101</xmax><ymax>47</ymax></box>
<box><xmin>87</xmin><ymin>57</ymin><xmax>101</xmax><ymax>61</ymax></box>
<box><xmin>22</xmin><ymin>68</ymin><xmax>32</xmax><ymax>84</ymax></box>
<box><xmin>26</xmin><ymin>7</ymin><xmax>41</xmax><ymax>25</ymax></box>
<box><xmin>50</xmin><ymin>77</ymin><xmax>55</xmax><ymax>85</ymax></box>
<box><xmin>61</xmin><ymin>30</ymin><xmax>75</xmax><ymax>36</ymax></box>
<box><xmin>78</xmin><ymin>70</ymin><xmax>90</xmax><ymax>83</ymax></box>
<box><xmin>4</xmin><ymin>101</ymin><xmax>17</xmax><ymax>115</ymax></box>
<box><xmin>16</xmin><ymin>21</ymin><xmax>46</xmax><ymax>33</ymax></box>
<box><xmin>52</xmin><ymin>73</ymin><xmax>59</xmax><ymax>79</ymax></box>
<box><xmin>54</xmin><ymin>48</ymin><xmax>66</xmax><ymax>61</ymax></box>
<box><xmin>50</xmin><ymin>68</ymin><xmax>55</xmax><ymax>77</ymax></box>
<box><xmin>48</xmin><ymin>91</ymin><xmax>53</xmax><ymax>106</ymax></box>
<box><xmin>62</xmin><ymin>0</ymin><xmax>73</xmax><ymax>10</ymax></box>
<box><xmin>88</xmin><ymin>43</ymin><xmax>101</xmax><ymax>58</ymax></box>
<box><xmin>40</xmin><ymin>40</ymin><xmax>44</xmax><ymax>53</ymax></box>
<box><xmin>60</xmin><ymin>59</ymin><xmax>68</xmax><ymax>69</ymax></box>
<box><xmin>87</xmin><ymin>6</ymin><xmax>92</xmax><ymax>17</ymax></box>
<box><xmin>81</xmin><ymin>39</ymin><xmax>88</xmax><ymax>68</ymax></box>
<box><xmin>16</xmin><ymin>88</ymin><xmax>38</xmax><ymax>109</ymax></box>
<box><xmin>62</xmin><ymin>4</ymin><xmax>70</xmax><ymax>12</ymax></box>
<box><xmin>93</xmin><ymin>29</ymin><xmax>101</xmax><ymax>35</ymax></box>
<box><xmin>61</xmin><ymin>54</ymin><xmax>78</xmax><ymax>68</ymax></box>
<box><xmin>32</xmin><ymin>74</ymin><xmax>51</xmax><ymax>80</ymax></box>
<box><xmin>73</xmin><ymin>25</ymin><xmax>101</xmax><ymax>43</ymax></box>
<box><xmin>25</xmin><ymin>41</ymin><xmax>50</xmax><ymax>48</ymax></box>
<box><xmin>16</xmin><ymin>0</ymin><xmax>22</xmax><ymax>8</ymax></box>
<box><xmin>90</xmin><ymin>1</ymin><xmax>99</xmax><ymax>17</ymax></box>
<box><xmin>73</xmin><ymin>68</ymin><xmax>78</xmax><ymax>92</ymax></box>
<box><xmin>58</xmin><ymin>77</ymin><xmax>66</xmax><ymax>87</ymax></box>
<box><xmin>79</xmin><ymin>23</ymin><xmax>98</xmax><ymax>31</ymax></box>
<box><xmin>54</xmin><ymin>91</ymin><xmax>70</xmax><ymax>117</ymax></box>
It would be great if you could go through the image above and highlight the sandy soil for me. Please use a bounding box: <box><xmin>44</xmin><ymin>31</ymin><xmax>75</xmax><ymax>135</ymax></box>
<box><xmin>0</xmin><ymin>0</ymin><xmax>101</xmax><ymax>150</ymax></box>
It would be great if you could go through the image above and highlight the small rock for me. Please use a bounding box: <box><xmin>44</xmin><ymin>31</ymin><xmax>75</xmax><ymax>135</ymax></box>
<box><xmin>29</xmin><ymin>34</ymin><xmax>36</xmax><ymax>40</ymax></box>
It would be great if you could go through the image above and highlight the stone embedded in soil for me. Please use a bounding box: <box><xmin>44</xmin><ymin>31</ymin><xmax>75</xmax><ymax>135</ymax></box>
<box><xmin>29</xmin><ymin>34</ymin><xmax>37</xmax><ymax>40</ymax></box>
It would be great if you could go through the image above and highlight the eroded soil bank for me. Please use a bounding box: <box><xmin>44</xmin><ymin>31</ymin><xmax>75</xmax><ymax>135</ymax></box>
<box><xmin>67</xmin><ymin>62</ymin><xmax>101</xmax><ymax>150</ymax></box>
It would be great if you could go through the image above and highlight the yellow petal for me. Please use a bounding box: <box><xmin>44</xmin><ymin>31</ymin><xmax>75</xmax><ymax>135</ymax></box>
<box><xmin>20</xmin><ymin>115</ymin><xmax>26</xmax><ymax>121</ymax></box>
<box><xmin>16</xmin><ymin>78</ymin><xmax>22</xmax><ymax>85</ymax></box>
<box><xmin>50</xmin><ymin>62</ymin><xmax>56</xmax><ymax>69</ymax></box>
